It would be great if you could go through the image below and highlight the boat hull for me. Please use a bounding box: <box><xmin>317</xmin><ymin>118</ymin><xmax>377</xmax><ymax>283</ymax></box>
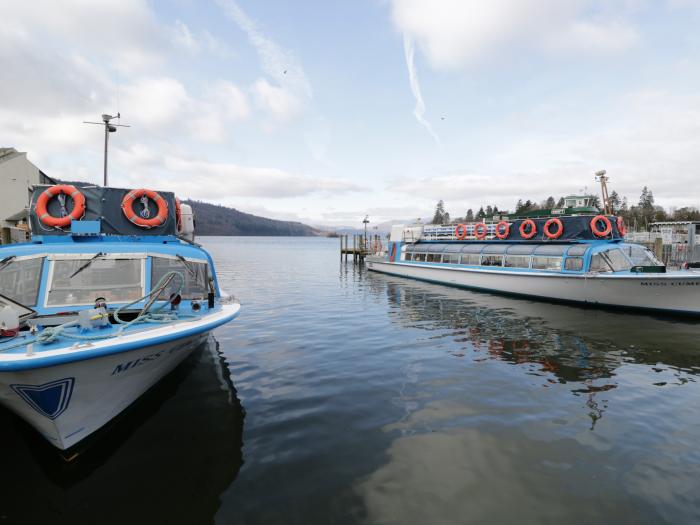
<box><xmin>0</xmin><ymin>333</ymin><xmax>207</xmax><ymax>449</ymax></box>
<box><xmin>366</xmin><ymin>258</ymin><xmax>700</xmax><ymax>315</ymax></box>
<box><xmin>0</xmin><ymin>303</ymin><xmax>240</xmax><ymax>450</ymax></box>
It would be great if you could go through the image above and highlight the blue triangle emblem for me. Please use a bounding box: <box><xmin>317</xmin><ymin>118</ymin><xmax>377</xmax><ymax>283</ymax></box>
<box><xmin>11</xmin><ymin>377</ymin><xmax>75</xmax><ymax>420</ymax></box>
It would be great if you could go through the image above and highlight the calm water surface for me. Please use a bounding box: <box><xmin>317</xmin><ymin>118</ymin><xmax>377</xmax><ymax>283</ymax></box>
<box><xmin>2</xmin><ymin>236</ymin><xmax>700</xmax><ymax>524</ymax></box>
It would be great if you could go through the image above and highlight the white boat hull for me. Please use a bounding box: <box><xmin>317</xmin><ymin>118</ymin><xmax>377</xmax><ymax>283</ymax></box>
<box><xmin>0</xmin><ymin>304</ymin><xmax>240</xmax><ymax>449</ymax></box>
<box><xmin>366</xmin><ymin>258</ymin><xmax>700</xmax><ymax>315</ymax></box>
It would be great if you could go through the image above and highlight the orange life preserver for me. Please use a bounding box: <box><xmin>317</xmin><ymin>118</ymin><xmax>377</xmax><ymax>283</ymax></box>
<box><xmin>175</xmin><ymin>197</ymin><xmax>182</xmax><ymax>232</ymax></box>
<box><xmin>455</xmin><ymin>223</ymin><xmax>468</xmax><ymax>240</ymax></box>
<box><xmin>35</xmin><ymin>184</ymin><xmax>86</xmax><ymax>228</ymax></box>
<box><xmin>122</xmin><ymin>189</ymin><xmax>169</xmax><ymax>228</ymax></box>
<box><xmin>617</xmin><ymin>216</ymin><xmax>627</xmax><ymax>237</ymax></box>
<box><xmin>474</xmin><ymin>222</ymin><xmax>488</xmax><ymax>240</ymax></box>
<box><xmin>544</xmin><ymin>218</ymin><xmax>564</xmax><ymax>239</ymax></box>
<box><xmin>495</xmin><ymin>221</ymin><xmax>510</xmax><ymax>240</ymax></box>
<box><xmin>519</xmin><ymin>219</ymin><xmax>537</xmax><ymax>239</ymax></box>
<box><xmin>590</xmin><ymin>215</ymin><xmax>612</xmax><ymax>237</ymax></box>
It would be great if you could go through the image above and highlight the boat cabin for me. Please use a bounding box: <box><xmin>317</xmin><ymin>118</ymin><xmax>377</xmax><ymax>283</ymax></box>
<box><xmin>401</xmin><ymin>241</ymin><xmax>663</xmax><ymax>274</ymax></box>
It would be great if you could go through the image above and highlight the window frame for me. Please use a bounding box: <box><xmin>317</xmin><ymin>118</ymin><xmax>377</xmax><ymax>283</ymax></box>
<box><xmin>0</xmin><ymin>254</ymin><xmax>45</xmax><ymax>307</ymax></box>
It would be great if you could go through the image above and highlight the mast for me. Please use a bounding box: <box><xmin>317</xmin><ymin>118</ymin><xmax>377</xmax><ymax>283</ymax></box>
<box><xmin>84</xmin><ymin>114</ymin><xmax>130</xmax><ymax>187</ymax></box>
<box><xmin>595</xmin><ymin>170</ymin><xmax>612</xmax><ymax>215</ymax></box>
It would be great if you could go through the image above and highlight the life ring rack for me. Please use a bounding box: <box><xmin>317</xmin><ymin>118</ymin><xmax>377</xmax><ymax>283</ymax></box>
<box><xmin>35</xmin><ymin>184</ymin><xmax>86</xmax><ymax>228</ymax></box>
<box><xmin>122</xmin><ymin>188</ymin><xmax>169</xmax><ymax>228</ymax></box>
<box><xmin>590</xmin><ymin>215</ymin><xmax>612</xmax><ymax>238</ymax></box>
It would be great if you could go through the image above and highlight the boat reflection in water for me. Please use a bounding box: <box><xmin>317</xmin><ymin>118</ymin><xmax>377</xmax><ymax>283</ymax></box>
<box><xmin>358</xmin><ymin>272</ymin><xmax>700</xmax><ymax>525</ymax></box>
<box><xmin>0</xmin><ymin>336</ymin><xmax>245</xmax><ymax>524</ymax></box>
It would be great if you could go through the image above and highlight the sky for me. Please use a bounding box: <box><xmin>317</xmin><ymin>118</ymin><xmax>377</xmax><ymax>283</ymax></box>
<box><xmin>2</xmin><ymin>0</ymin><xmax>700</xmax><ymax>227</ymax></box>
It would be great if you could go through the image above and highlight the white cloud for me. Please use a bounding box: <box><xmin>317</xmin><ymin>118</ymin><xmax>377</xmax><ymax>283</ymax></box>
<box><xmin>252</xmin><ymin>79</ymin><xmax>303</xmax><ymax>121</ymax></box>
<box><xmin>389</xmin><ymin>0</ymin><xmax>640</xmax><ymax>70</ymax></box>
<box><xmin>121</xmin><ymin>77</ymin><xmax>189</xmax><ymax>127</ymax></box>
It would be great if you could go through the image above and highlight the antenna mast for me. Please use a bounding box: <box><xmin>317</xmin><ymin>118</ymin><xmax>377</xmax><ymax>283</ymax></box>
<box><xmin>595</xmin><ymin>170</ymin><xmax>611</xmax><ymax>215</ymax></box>
<box><xmin>83</xmin><ymin>113</ymin><xmax>130</xmax><ymax>187</ymax></box>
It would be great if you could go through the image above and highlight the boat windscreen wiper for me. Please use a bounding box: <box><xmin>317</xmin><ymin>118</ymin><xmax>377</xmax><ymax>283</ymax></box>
<box><xmin>0</xmin><ymin>255</ymin><xmax>16</xmax><ymax>272</ymax></box>
<box><xmin>70</xmin><ymin>252</ymin><xmax>105</xmax><ymax>279</ymax></box>
<box><xmin>176</xmin><ymin>254</ymin><xmax>197</xmax><ymax>278</ymax></box>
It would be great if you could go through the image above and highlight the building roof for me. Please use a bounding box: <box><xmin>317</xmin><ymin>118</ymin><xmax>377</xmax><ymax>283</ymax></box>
<box><xmin>0</xmin><ymin>147</ymin><xmax>22</xmax><ymax>164</ymax></box>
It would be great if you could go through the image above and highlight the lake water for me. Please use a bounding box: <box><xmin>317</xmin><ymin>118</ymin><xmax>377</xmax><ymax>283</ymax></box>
<box><xmin>2</xmin><ymin>236</ymin><xmax>700</xmax><ymax>524</ymax></box>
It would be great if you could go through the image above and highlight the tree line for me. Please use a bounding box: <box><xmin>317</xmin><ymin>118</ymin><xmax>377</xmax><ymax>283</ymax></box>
<box><xmin>431</xmin><ymin>187</ymin><xmax>700</xmax><ymax>230</ymax></box>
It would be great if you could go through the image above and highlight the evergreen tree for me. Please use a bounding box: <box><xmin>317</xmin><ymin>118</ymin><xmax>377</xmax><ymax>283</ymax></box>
<box><xmin>485</xmin><ymin>205</ymin><xmax>493</xmax><ymax>217</ymax></box>
<box><xmin>466</xmin><ymin>208</ymin><xmax>474</xmax><ymax>221</ymax></box>
<box><xmin>609</xmin><ymin>191</ymin><xmax>621</xmax><ymax>213</ymax></box>
<box><xmin>545</xmin><ymin>196</ymin><xmax>556</xmax><ymax>209</ymax></box>
<box><xmin>476</xmin><ymin>206</ymin><xmax>485</xmax><ymax>219</ymax></box>
<box><xmin>556</xmin><ymin>197</ymin><xmax>565</xmax><ymax>207</ymax></box>
<box><xmin>432</xmin><ymin>200</ymin><xmax>446</xmax><ymax>224</ymax></box>
<box><xmin>515</xmin><ymin>199</ymin><xmax>524</xmax><ymax>213</ymax></box>
<box><xmin>493</xmin><ymin>205</ymin><xmax>499</xmax><ymax>215</ymax></box>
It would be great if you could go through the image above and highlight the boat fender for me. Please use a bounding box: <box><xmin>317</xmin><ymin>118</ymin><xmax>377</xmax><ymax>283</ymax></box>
<box><xmin>590</xmin><ymin>215</ymin><xmax>612</xmax><ymax>237</ymax></box>
<box><xmin>35</xmin><ymin>184</ymin><xmax>86</xmax><ymax>228</ymax></box>
<box><xmin>122</xmin><ymin>189</ymin><xmax>169</xmax><ymax>228</ymax></box>
<box><xmin>544</xmin><ymin>218</ymin><xmax>564</xmax><ymax>239</ymax></box>
<box><xmin>455</xmin><ymin>224</ymin><xmax>468</xmax><ymax>240</ymax></box>
<box><xmin>474</xmin><ymin>223</ymin><xmax>488</xmax><ymax>240</ymax></box>
<box><xmin>495</xmin><ymin>221</ymin><xmax>510</xmax><ymax>240</ymax></box>
<box><xmin>617</xmin><ymin>216</ymin><xmax>627</xmax><ymax>237</ymax></box>
<box><xmin>519</xmin><ymin>219</ymin><xmax>537</xmax><ymax>239</ymax></box>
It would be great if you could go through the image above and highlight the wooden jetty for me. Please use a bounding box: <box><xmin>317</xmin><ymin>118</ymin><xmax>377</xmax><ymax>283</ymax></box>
<box><xmin>340</xmin><ymin>234</ymin><xmax>383</xmax><ymax>263</ymax></box>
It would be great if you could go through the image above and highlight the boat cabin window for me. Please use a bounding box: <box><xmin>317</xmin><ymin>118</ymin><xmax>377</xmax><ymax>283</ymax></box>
<box><xmin>567</xmin><ymin>245</ymin><xmax>588</xmax><ymax>256</ymax></box>
<box><xmin>506</xmin><ymin>245</ymin><xmax>536</xmax><ymax>255</ymax></box>
<box><xmin>460</xmin><ymin>254</ymin><xmax>480</xmax><ymax>265</ymax></box>
<box><xmin>564</xmin><ymin>257</ymin><xmax>584</xmax><ymax>271</ymax></box>
<box><xmin>404</xmin><ymin>253</ymin><xmax>413</xmax><ymax>261</ymax></box>
<box><xmin>426</xmin><ymin>253</ymin><xmax>441</xmax><ymax>262</ymax></box>
<box><xmin>619</xmin><ymin>244</ymin><xmax>663</xmax><ymax>267</ymax></box>
<box><xmin>534</xmin><ymin>245</ymin><xmax>567</xmax><ymax>256</ymax></box>
<box><xmin>504</xmin><ymin>255</ymin><xmax>530</xmax><ymax>268</ymax></box>
<box><xmin>441</xmin><ymin>253</ymin><xmax>460</xmax><ymax>264</ymax></box>
<box><xmin>0</xmin><ymin>256</ymin><xmax>43</xmax><ymax>306</ymax></box>
<box><xmin>151</xmin><ymin>257</ymin><xmax>209</xmax><ymax>299</ymax></box>
<box><xmin>589</xmin><ymin>249</ymin><xmax>632</xmax><ymax>273</ymax></box>
<box><xmin>47</xmin><ymin>257</ymin><xmax>143</xmax><ymax>307</ymax></box>
<box><xmin>414</xmin><ymin>253</ymin><xmax>426</xmax><ymax>262</ymax></box>
<box><xmin>481</xmin><ymin>255</ymin><xmax>503</xmax><ymax>267</ymax></box>
<box><xmin>532</xmin><ymin>256</ymin><xmax>562</xmax><ymax>271</ymax></box>
<box><xmin>604</xmin><ymin>249</ymin><xmax>632</xmax><ymax>272</ymax></box>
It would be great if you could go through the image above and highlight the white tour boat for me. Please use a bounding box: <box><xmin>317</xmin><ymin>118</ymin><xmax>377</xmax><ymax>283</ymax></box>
<box><xmin>367</xmin><ymin>215</ymin><xmax>700</xmax><ymax>315</ymax></box>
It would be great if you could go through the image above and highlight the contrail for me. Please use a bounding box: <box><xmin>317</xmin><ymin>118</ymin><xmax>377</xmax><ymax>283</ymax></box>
<box><xmin>215</xmin><ymin>0</ymin><xmax>311</xmax><ymax>99</ymax></box>
<box><xmin>403</xmin><ymin>34</ymin><xmax>440</xmax><ymax>144</ymax></box>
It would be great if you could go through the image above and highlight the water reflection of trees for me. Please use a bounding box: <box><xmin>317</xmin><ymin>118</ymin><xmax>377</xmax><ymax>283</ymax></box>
<box><xmin>0</xmin><ymin>336</ymin><xmax>245</xmax><ymax>524</ymax></box>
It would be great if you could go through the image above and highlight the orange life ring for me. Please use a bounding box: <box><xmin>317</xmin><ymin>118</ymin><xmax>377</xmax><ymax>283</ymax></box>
<box><xmin>590</xmin><ymin>215</ymin><xmax>612</xmax><ymax>237</ymax></box>
<box><xmin>617</xmin><ymin>216</ymin><xmax>627</xmax><ymax>236</ymax></box>
<box><xmin>175</xmin><ymin>197</ymin><xmax>182</xmax><ymax>231</ymax></box>
<box><xmin>519</xmin><ymin>219</ymin><xmax>537</xmax><ymax>239</ymax></box>
<box><xmin>474</xmin><ymin>222</ymin><xmax>488</xmax><ymax>240</ymax></box>
<box><xmin>35</xmin><ymin>184</ymin><xmax>86</xmax><ymax>228</ymax></box>
<box><xmin>122</xmin><ymin>189</ymin><xmax>169</xmax><ymax>228</ymax></box>
<box><xmin>544</xmin><ymin>218</ymin><xmax>564</xmax><ymax>239</ymax></box>
<box><xmin>455</xmin><ymin>224</ymin><xmax>468</xmax><ymax>240</ymax></box>
<box><xmin>495</xmin><ymin>221</ymin><xmax>510</xmax><ymax>240</ymax></box>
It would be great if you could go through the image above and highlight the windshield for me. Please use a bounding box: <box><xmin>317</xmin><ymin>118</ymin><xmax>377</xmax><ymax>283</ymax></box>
<box><xmin>619</xmin><ymin>244</ymin><xmax>664</xmax><ymax>267</ymax></box>
<box><xmin>151</xmin><ymin>257</ymin><xmax>208</xmax><ymax>299</ymax></box>
<box><xmin>47</xmin><ymin>257</ymin><xmax>144</xmax><ymax>306</ymax></box>
<box><xmin>589</xmin><ymin>248</ymin><xmax>632</xmax><ymax>273</ymax></box>
<box><xmin>0</xmin><ymin>257</ymin><xmax>43</xmax><ymax>306</ymax></box>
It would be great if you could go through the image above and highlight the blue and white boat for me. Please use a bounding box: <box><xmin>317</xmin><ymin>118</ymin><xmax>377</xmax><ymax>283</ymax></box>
<box><xmin>0</xmin><ymin>183</ymin><xmax>240</xmax><ymax>450</ymax></box>
<box><xmin>367</xmin><ymin>215</ymin><xmax>700</xmax><ymax>315</ymax></box>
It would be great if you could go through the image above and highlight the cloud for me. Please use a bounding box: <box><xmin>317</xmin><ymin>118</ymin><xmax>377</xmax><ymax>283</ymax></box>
<box><xmin>216</xmin><ymin>0</ymin><xmax>311</xmax><ymax>122</ymax></box>
<box><xmin>403</xmin><ymin>34</ymin><xmax>440</xmax><ymax>143</ymax></box>
<box><xmin>112</xmin><ymin>146</ymin><xmax>359</xmax><ymax>200</ymax></box>
<box><xmin>389</xmin><ymin>0</ymin><xmax>640</xmax><ymax>70</ymax></box>
<box><xmin>252</xmin><ymin>78</ymin><xmax>303</xmax><ymax>121</ymax></box>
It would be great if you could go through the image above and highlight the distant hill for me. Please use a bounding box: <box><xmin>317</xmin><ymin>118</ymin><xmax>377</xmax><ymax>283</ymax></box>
<box><xmin>184</xmin><ymin>199</ymin><xmax>321</xmax><ymax>236</ymax></box>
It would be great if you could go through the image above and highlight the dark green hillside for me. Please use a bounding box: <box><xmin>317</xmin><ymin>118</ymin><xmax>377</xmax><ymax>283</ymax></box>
<box><xmin>184</xmin><ymin>200</ymin><xmax>320</xmax><ymax>236</ymax></box>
